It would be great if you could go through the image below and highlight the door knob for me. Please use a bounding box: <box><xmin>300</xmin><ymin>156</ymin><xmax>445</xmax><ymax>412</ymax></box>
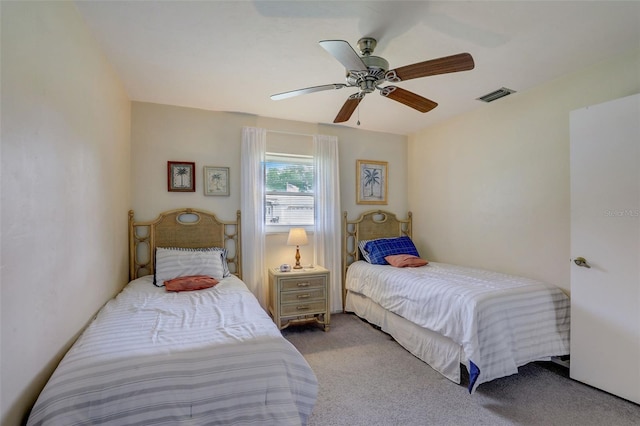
<box><xmin>574</xmin><ymin>257</ymin><xmax>591</xmax><ymax>268</ymax></box>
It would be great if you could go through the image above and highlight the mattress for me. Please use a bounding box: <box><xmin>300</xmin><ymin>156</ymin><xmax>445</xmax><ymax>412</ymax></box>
<box><xmin>28</xmin><ymin>275</ymin><xmax>317</xmax><ymax>425</ymax></box>
<box><xmin>345</xmin><ymin>261</ymin><xmax>570</xmax><ymax>392</ymax></box>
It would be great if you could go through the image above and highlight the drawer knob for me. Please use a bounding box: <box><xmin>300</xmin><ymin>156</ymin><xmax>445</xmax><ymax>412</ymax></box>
<box><xmin>297</xmin><ymin>294</ymin><xmax>310</xmax><ymax>299</ymax></box>
<box><xmin>297</xmin><ymin>282</ymin><xmax>310</xmax><ymax>287</ymax></box>
<box><xmin>296</xmin><ymin>305</ymin><xmax>310</xmax><ymax>310</ymax></box>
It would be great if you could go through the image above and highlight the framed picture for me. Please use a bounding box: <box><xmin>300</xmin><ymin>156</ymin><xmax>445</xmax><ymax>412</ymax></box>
<box><xmin>356</xmin><ymin>159</ymin><xmax>388</xmax><ymax>205</ymax></box>
<box><xmin>203</xmin><ymin>166</ymin><xmax>230</xmax><ymax>196</ymax></box>
<box><xmin>167</xmin><ymin>161</ymin><xmax>195</xmax><ymax>192</ymax></box>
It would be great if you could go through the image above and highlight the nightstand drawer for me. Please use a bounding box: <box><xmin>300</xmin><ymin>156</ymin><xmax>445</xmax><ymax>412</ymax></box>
<box><xmin>280</xmin><ymin>288</ymin><xmax>325</xmax><ymax>304</ymax></box>
<box><xmin>280</xmin><ymin>276</ymin><xmax>325</xmax><ymax>292</ymax></box>
<box><xmin>281</xmin><ymin>300</ymin><xmax>326</xmax><ymax>316</ymax></box>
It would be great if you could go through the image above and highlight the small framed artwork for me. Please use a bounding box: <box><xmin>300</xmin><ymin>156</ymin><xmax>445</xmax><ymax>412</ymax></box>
<box><xmin>203</xmin><ymin>166</ymin><xmax>230</xmax><ymax>196</ymax></box>
<box><xmin>167</xmin><ymin>161</ymin><xmax>195</xmax><ymax>192</ymax></box>
<box><xmin>356</xmin><ymin>159</ymin><xmax>388</xmax><ymax>205</ymax></box>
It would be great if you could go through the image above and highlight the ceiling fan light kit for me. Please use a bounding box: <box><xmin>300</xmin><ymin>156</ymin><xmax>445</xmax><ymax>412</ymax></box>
<box><xmin>270</xmin><ymin>37</ymin><xmax>475</xmax><ymax>124</ymax></box>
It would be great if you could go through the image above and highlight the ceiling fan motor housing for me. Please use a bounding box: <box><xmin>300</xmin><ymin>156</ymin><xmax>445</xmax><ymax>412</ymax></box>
<box><xmin>346</xmin><ymin>55</ymin><xmax>389</xmax><ymax>92</ymax></box>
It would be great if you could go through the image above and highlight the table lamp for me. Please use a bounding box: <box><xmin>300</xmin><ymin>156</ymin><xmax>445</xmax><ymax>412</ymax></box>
<box><xmin>287</xmin><ymin>228</ymin><xmax>308</xmax><ymax>269</ymax></box>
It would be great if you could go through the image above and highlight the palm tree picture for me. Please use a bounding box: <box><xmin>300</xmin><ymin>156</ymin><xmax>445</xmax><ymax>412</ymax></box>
<box><xmin>356</xmin><ymin>160</ymin><xmax>387</xmax><ymax>205</ymax></box>
<box><xmin>363</xmin><ymin>168</ymin><xmax>380</xmax><ymax>196</ymax></box>
<box><xmin>207</xmin><ymin>172</ymin><xmax>220</xmax><ymax>189</ymax></box>
<box><xmin>204</xmin><ymin>166</ymin><xmax>230</xmax><ymax>196</ymax></box>
<box><xmin>176</xmin><ymin>167</ymin><xmax>189</xmax><ymax>186</ymax></box>
<box><xmin>168</xmin><ymin>161</ymin><xmax>195</xmax><ymax>192</ymax></box>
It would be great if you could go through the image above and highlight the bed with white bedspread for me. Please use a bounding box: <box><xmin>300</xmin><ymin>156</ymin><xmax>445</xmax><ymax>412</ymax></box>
<box><xmin>342</xmin><ymin>210</ymin><xmax>570</xmax><ymax>393</ymax></box>
<box><xmin>28</xmin><ymin>208</ymin><xmax>317</xmax><ymax>425</ymax></box>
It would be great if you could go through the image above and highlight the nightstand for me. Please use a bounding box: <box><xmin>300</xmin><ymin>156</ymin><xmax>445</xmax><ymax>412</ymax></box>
<box><xmin>268</xmin><ymin>266</ymin><xmax>330</xmax><ymax>331</ymax></box>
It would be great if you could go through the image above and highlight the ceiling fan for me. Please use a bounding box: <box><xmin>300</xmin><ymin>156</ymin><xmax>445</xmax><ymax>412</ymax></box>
<box><xmin>271</xmin><ymin>37</ymin><xmax>475</xmax><ymax>123</ymax></box>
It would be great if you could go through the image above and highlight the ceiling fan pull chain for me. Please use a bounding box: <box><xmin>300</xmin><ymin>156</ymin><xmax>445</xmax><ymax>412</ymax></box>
<box><xmin>357</xmin><ymin>104</ymin><xmax>360</xmax><ymax>126</ymax></box>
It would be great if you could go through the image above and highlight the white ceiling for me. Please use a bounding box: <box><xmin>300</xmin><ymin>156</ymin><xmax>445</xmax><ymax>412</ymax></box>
<box><xmin>75</xmin><ymin>1</ymin><xmax>640</xmax><ymax>135</ymax></box>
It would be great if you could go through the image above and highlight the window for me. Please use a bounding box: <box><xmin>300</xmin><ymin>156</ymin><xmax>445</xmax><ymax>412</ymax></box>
<box><xmin>265</xmin><ymin>153</ymin><xmax>314</xmax><ymax>230</ymax></box>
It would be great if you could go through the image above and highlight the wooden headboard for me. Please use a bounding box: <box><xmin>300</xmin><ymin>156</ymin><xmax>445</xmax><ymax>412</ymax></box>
<box><xmin>342</xmin><ymin>210</ymin><xmax>412</xmax><ymax>307</ymax></box>
<box><xmin>128</xmin><ymin>208</ymin><xmax>241</xmax><ymax>281</ymax></box>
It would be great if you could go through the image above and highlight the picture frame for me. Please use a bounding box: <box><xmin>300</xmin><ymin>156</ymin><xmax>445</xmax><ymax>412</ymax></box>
<box><xmin>356</xmin><ymin>159</ymin><xmax>388</xmax><ymax>205</ymax></box>
<box><xmin>203</xmin><ymin>166</ymin><xmax>230</xmax><ymax>196</ymax></box>
<box><xmin>167</xmin><ymin>161</ymin><xmax>195</xmax><ymax>192</ymax></box>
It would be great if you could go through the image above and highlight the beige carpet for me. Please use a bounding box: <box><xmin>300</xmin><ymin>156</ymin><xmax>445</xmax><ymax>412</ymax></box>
<box><xmin>283</xmin><ymin>313</ymin><xmax>640</xmax><ymax>426</ymax></box>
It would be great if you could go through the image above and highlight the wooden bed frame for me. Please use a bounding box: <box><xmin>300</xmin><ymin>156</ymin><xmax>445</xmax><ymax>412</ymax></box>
<box><xmin>128</xmin><ymin>208</ymin><xmax>241</xmax><ymax>281</ymax></box>
<box><xmin>342</xmin><ymin>210</ymin><xmax>412</xmax><ymax>308</ymax></box>
<box><xmin>341</xmin><ymin>209</ymin><xmax>471</xmax><ymax>386</ymax></box>
<box><xmin>29</xmin><ymin>208</ymin><xmax>320</xmax><ymax>425</ymax></box>
<box><xmin>341</xmin><ymin>209</ymin><xmax>571</xmax><ymax>391</ymax></box>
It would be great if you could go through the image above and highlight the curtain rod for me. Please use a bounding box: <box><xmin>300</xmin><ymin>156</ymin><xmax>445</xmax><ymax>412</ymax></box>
<box><xmin>266</xmin><ymin>129</ymin><xmax>315</xmax><ymax>138</ymax></box>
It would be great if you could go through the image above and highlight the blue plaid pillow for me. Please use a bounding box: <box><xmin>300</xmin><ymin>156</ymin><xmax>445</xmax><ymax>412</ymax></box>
<box><xmin>364</xmin><ymin>236</ymin><xmax>419</xmax><ymax>265</ymax></box>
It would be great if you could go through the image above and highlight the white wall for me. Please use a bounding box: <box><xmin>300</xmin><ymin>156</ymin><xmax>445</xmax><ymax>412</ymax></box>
<box><xmin>131</xmin><ymin>102</ymin><xmax>408</xmax><ymax>272</ymax></box>
<box><xmin>408</xmin><ymin>48</ymin><xmax>640</xmax><ymax>294</ymax></box>
<box><xmin>0</xmin><ymin>2</ymin><xmax>131</xmax><ymax>424</ymax></box>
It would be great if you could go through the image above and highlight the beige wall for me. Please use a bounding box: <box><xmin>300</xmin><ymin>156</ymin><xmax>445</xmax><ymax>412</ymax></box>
<box><xmin>408</xmin><ymin>48</ymin><xmax>640</xmax><ymax>294</ymax></box>
<box><xmin>6</xmin><ymin>5</ymin><xmax>635</xmax><ymax>426</ymax></box>
<box><xmin>131</xmin><ymin>102</ymin><xmax>408</xmax><ymax>270</ymax></box>
<box><xmin>0</xmin><ymin>2</ymin><xmax>131</xmax><ymax>425</ymax></box>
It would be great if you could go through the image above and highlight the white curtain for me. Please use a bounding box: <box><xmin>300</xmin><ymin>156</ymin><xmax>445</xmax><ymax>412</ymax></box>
<box><xmin>241</xmin><ymin>127</ymin><xmax>267</xmax><ymax>307</ymax></box>
<box><xmin>313</xmin><ymin>134</ymin><xmax>342</xmax><ymax>312</ymax></box>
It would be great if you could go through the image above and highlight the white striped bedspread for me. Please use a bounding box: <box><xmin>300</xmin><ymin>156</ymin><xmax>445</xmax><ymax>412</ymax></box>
<box><xmin>346</xmin><ymin>261</ymin><xmax>570</xmax><ymax>392</ymax></box>
<box><xmin>28</xmin><ymin>275</ymin><xmax>317</xmax><ymax>426</ymax></box>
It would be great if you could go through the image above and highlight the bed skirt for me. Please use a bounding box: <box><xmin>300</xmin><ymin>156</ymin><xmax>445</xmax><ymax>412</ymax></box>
<box><xmin>345</xmin><ymin>290</ymin><xmax>467</xmax><ymax>384</ymax></box>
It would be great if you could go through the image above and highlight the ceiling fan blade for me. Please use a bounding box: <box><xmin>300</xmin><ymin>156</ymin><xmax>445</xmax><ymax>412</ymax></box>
<box><xmin>319</xmin><ymin>40</ymin><xmax>368</xmax><ymax>72</ymax></box>
<box><xmin>271</xmin><ymin>83</ymin><xmax>347</xmax><ymax>100</ymax></box>
<box><xmin>333</xmin><ymin>94</ymin><xmax>363</xmax><ymax>123</ymax></box>
<box><xmin>380</xmin><ymin>86</ymin><xmax>437</xmax><ymax>113</ymax></box>
<box><xmin>386</xmin><ymin>53</ymin><xmax>474</xmax><ymax>82</ymax></box>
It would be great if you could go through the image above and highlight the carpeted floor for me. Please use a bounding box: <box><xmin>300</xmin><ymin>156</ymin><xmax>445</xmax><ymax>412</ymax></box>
<box><xmin>283</xmin><ymin>313</ymin><xmax>640</xmax><ymax>426</ymax></box>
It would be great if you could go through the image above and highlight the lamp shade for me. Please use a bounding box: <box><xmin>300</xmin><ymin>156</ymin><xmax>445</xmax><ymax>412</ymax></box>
<box><xmin>287</xmin><ymin>228</ymin><xmax>308</xmax><ymax>246</ymax></box>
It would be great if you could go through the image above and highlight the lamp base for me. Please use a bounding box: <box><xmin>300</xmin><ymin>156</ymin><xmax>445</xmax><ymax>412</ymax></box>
<box><xmin>294</xmin><ymin>246</ymin><xmax>302</xmax><ymax>269</ymax></box>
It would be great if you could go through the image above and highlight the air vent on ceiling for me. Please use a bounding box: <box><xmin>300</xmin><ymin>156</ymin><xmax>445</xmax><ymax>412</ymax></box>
<box><xmin>477</xmin><ymin>87</ymin><xmax>516</xmax><ymax>103</ymax></box>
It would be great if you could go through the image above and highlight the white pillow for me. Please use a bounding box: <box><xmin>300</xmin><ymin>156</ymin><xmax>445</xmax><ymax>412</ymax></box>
<box><xmin>358</xmin><ymin>239</ymin><xmax>373</xmax><ymax>263</ymax></box>
<box><xmin>154</xmin><ymin>247</ymin><xmax>229</xmax><ymax>286</ymax></box>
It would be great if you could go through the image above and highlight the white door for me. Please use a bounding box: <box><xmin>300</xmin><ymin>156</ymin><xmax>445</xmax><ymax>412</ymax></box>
<box><xmin>570</xmin><ymin>93</ymin><xmax>640</xmax><ymax>404</ymax></box>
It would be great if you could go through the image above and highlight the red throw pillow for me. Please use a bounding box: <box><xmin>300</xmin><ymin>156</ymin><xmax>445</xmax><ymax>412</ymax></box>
<box><xmin>164</xmin><ymin>275</ymin><xmax>219</xmax><ymax>292</ymax></box>
<box><xmin>385</xmin><ymin>254</ymin><xmax>428</xmax><ymax>268</ymax></box>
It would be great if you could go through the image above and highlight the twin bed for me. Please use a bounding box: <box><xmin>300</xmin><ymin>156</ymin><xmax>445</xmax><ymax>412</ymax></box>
<box><xmin>28</xmin><ymin>206</ymin><xmax>570</xmax><ymax>425</ymax></box>
<box><xmin>342</xmin><ymin>210</ymin><xmax>570</xmax><ymax>393</ymax></box>
<box><xmin>28</xmin><ymin>208</ymin><xmax>317</xmax><ymax>426</ymax></box>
